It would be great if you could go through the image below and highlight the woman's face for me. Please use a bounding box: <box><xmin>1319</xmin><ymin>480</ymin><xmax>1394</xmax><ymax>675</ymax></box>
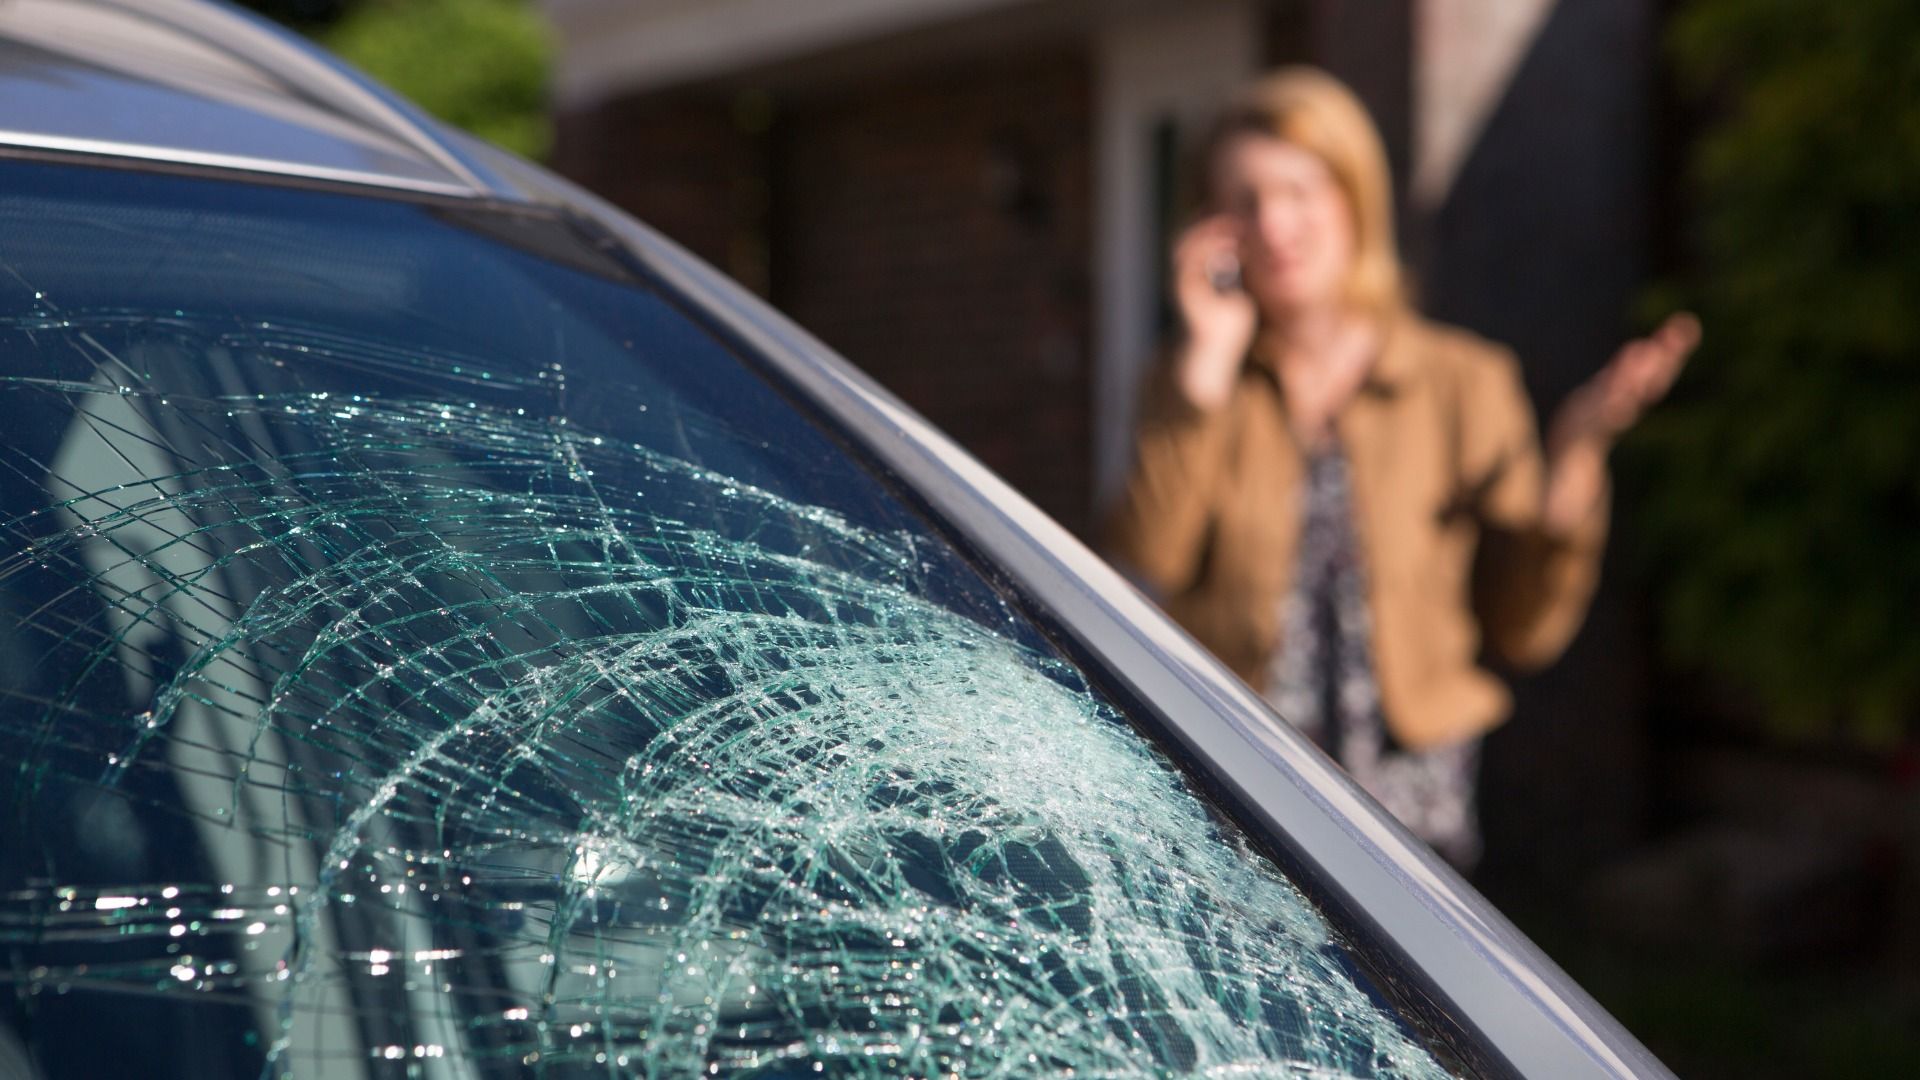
<box><xmin>1210</xmin><ymin>132</ymin><xmax>1357</xmax><ymax>318</ymax></box>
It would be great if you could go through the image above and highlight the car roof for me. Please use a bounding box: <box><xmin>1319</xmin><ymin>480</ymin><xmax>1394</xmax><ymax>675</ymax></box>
<box><xmin>0</xmin><ymin>0</ymin><xmax>519</xmax><ymax>199</ymax></box>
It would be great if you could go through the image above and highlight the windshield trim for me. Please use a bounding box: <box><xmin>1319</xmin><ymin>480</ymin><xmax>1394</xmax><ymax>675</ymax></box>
<box><xmin>0</xmin><ymin>135</ymin><xmax>482</xmax><ymax>198</ymax></box>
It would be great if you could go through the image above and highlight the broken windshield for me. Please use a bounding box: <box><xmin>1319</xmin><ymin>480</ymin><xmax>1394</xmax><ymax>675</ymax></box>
<box><xmin>0</xmin><ymin>160</ymin><xmax>1464</xmax><ymax>1078</ymax></box>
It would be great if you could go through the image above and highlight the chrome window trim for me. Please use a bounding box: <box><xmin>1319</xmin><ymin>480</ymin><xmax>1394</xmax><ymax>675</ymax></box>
<box><xmin>0</xmin><ymin>132</ymin><xmax>481</xmax><ymax>198</ymax></box>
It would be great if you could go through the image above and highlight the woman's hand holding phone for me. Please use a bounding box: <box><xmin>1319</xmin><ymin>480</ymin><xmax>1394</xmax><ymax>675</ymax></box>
<box><xmin>1171</xmin><ymin>214</ymin><xmax>1258</xmax><ymax>412</ymax></box>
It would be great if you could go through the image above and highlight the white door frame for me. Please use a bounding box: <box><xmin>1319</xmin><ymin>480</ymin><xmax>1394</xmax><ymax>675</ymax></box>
<box><xmin>1090</xmin><ymin>0</ymin><xmax>1260</xmax><ymax>512</ymax></box>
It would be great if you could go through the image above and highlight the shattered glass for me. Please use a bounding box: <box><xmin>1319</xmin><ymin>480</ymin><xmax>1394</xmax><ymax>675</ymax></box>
<box><xmin>0</xmin><ymin>161</ymin><xmax>1462</xmax><ymax>1078</ymax></box>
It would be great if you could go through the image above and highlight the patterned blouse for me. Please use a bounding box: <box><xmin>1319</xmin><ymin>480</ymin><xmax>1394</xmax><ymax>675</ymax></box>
<box><xmin>1262</xmin><ymin>441</ymin><xmax>1483</xmax><ymax>869</ymax></box>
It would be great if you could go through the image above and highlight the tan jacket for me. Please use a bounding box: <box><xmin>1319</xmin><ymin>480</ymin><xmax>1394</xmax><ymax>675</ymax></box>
<box><xmin>1104</xmin><ymin>315</ymin><xmax>1607</xmax><ymax>750</ymax></box>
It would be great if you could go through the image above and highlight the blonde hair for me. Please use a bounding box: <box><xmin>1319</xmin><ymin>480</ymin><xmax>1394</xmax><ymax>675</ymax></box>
<box><xmin>1201</xmin><ymin>67</ymin><xmax>1406</xmax><ymax>315</ymax></box>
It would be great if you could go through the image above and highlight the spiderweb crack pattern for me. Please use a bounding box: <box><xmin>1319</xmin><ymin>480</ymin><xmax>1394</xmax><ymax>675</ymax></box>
<box><xmin>0</xmin><ymin>316</ymin><xmax>1454</xmax><ymax>1078</ymax></box>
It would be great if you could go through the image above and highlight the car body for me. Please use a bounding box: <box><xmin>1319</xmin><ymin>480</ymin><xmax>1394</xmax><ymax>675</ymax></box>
<box><xmin>0</xmin><ymin>2</ymin><xmax>1672</xmax><ymax>1077</ymax></box>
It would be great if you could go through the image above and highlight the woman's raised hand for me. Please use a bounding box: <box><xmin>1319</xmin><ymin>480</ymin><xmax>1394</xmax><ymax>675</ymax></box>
<box><xmin>1170</xmin><ymin>214</ymin><xmax>1259</xmax><ymax>411</ymax></box>
<box><xmin>1549</xmin><ymin>312</ymin><xmax>1702</xmax><ymax>455</ymax></box>
<box><xmin>1542</xmin><ymin>312</ymin><xmax>1701</xmax><ymax>536</ymax></box>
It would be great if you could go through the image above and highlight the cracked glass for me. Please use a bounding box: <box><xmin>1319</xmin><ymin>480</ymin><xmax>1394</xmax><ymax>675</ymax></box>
<box><xmin>0</xmin><ymin>160</ymin><xmax>1465</xmax><ymax>1078</ymax></box>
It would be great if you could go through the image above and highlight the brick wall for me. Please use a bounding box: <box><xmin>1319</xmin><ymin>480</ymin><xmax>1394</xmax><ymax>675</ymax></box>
<box><xmin>771</xmin><ymin>49</ymin><xmax>1094</xmax><ymax>533</ymax></box>
<box><xmin>553</xmin><ymin>49</ymin><xmax>1095</xmax><ymax>534</ymax></box>
<box><xmin>552</xmin><ymin>92</ymin><xmax>763</xmax><ymax>291</ymax></box>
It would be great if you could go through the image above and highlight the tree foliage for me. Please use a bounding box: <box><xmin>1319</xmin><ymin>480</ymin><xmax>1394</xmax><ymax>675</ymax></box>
<box><xmin>240</xmin><ymin>0</ymin><xmax>553</xmax><ymax>160</ymax></box>
<box><xmin>1629</xmin><ymin>0</ymin><xmax>1920</xmax><ymax>743</ymax></box>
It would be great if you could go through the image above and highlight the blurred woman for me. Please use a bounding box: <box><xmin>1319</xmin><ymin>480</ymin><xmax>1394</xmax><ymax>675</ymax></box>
<box><xmin>1104</xmin><ymin>67</ymin><xmax>1697</xmax><ymax>867</ymax></box>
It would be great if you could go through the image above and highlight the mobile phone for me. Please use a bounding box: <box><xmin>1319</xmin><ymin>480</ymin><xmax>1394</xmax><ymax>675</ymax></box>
<box><xmin>1206</xmin><ymin>252</ymin><xmax>1242</xmax><ymax>294</ymax></box>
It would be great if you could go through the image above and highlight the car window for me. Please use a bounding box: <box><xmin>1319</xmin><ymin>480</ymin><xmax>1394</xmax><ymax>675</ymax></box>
<box><xmin>0</xmin><ymin>160</ymin><xmax>1463</xmax><ymax>1078</ymax></box>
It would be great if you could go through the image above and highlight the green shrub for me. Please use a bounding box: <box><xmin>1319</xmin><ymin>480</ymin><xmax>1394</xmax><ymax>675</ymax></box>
<box><xmin>1630</xmin><ymin>0</ymin><xmax>1920</xmax><ymax>743</ymax></box>
<box><xmin>324</xmin><ymin>0</ymin><xmax>553</xmax><ymax>160</ymax></box>
<box><xmin>240</xmin><ymin>0</ymin><xmax>553</xmax><ymax>161</ymax></box>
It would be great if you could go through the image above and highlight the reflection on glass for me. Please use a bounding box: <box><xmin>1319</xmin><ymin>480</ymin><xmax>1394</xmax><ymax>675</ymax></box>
<box><xmin>0</xmin><ymin>163</ymin><xmax>1457</xmax><ymax>1078</ymax></box>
